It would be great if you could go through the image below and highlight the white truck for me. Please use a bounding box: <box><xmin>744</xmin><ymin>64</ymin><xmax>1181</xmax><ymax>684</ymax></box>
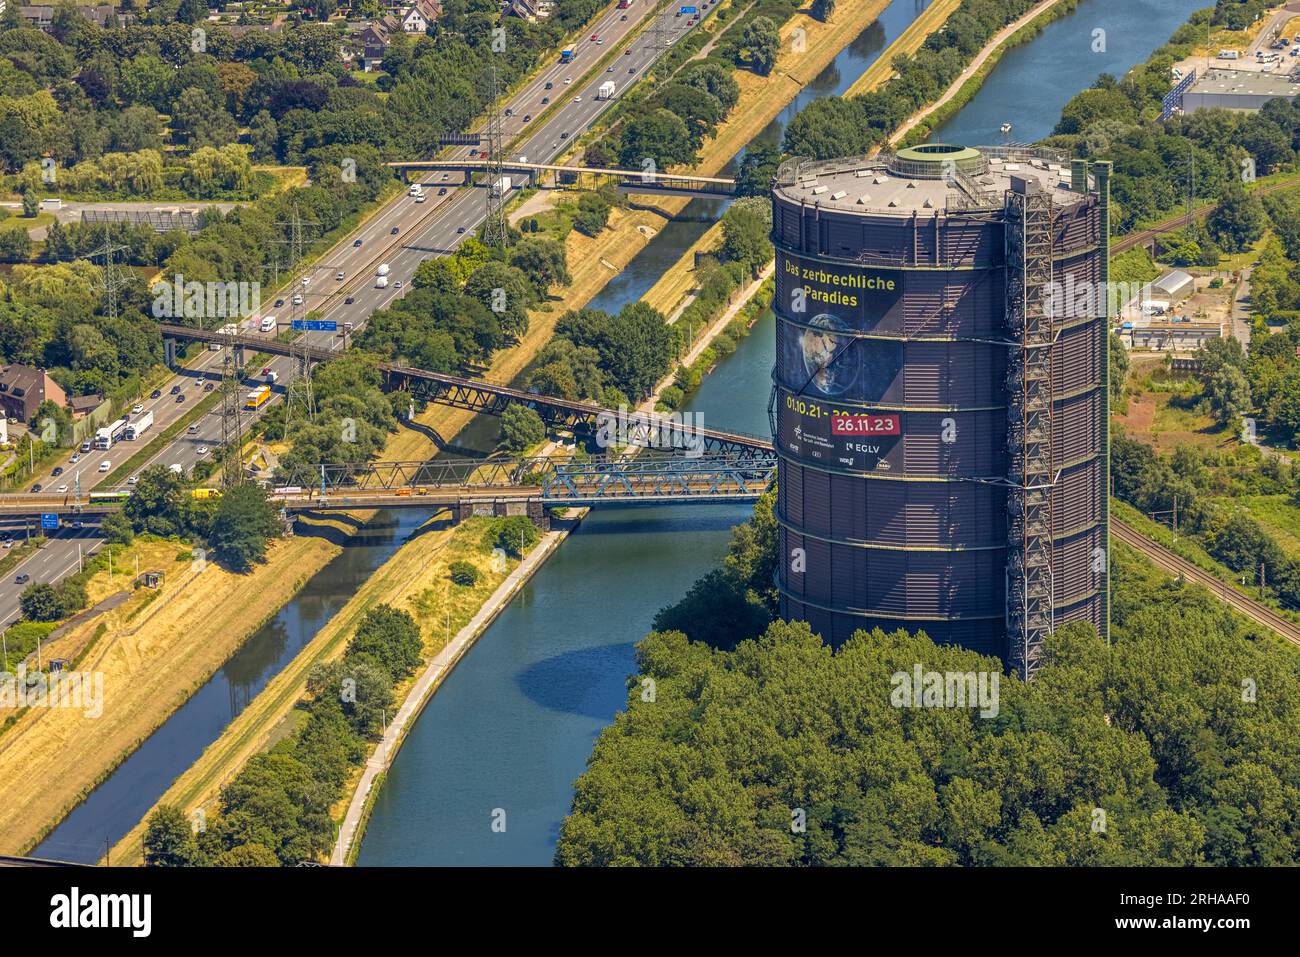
<box><xmin>597</xmin><ymin>81</ymin><xmax>616</xmax><ymax>100</ymax></box>
<box><xmin>490</xmin><ymin>176</ymin><xmax>512</xmax><ymax>198</ymax></box>
<box><xmin>1141</xmin><ymin>299</ymin><xmax>1171</xmax><ymax>316</ymax></box>
<box><xmin>376</xmin><ymin>263</ymin><xmax>390</xmax><ymax>288</ymax></box>
<box><xmin>124</xmin><ymin>410</ymin><xmax>153</xmax><ymax>440</ymax></box>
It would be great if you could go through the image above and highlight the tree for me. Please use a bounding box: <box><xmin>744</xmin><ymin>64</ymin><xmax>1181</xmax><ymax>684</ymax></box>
<box><xmin>499</xmin><ymin>404</ymin><xmax>545</xmax><ymax>453</ymax></box>
<box><xmin>101</xmin><ymin>509</ymin><xmax>135</xmax><ymax>546</ymax></box>
<box><xmin>1207</xmin><ymin>183</ymin><xmax>1266</xmax><ymax>253</ymax></box>
<box><xmin>736</xmin><ymin>143</ymin><xmax>781</xmax><ymax>197</ymax></box>
<box><xmin>811</xmin><ymin>0</ymin><xmax>836</xmax><ymax>21</ymax></box>
<box><xmin>124</xmin><ymin>465</ymin><xmax>187</xmax><ymax>537</ymax></box>
<box><xmin>208</xmin><ymin>484</ymin><xmax>280</xmax><ymax>572</ymax></box>
<box><xmin>720</xmin><ymin>198</ymin><xmax>772</xmax><ymax>275</ymax></box>
<box><xmin>572</xmin><ymin>191</ymin><xmax>611</xmax><ymax>238</ymax></box>
<box><xmin>449</xmin><ymin>560</ymin><xmax>479</xmax><ymax>586</ymax></box>
<box><xmin>0</xmin><ymin>225</ymin><xmax>32</xmax><ymax>262</ymax></box>
<box><xmin>1207</xmin><ymin>364</ymin><xmax>1251</xmax><ymax>425</ymax></box>
<box><xmin>509</xmin><ymin>237</ymin><xmax>570</xmax><ymax>295</ymax></box>
<box><xmin>212</xmin><ymin>844</ymin><xmax>280</xmax><ymax>866</ymax></box>
<box><xmin>737</xmin><ymin>17</ymin><xmax>780</xmax><ymax>76</ymax></box>
<box><xmin>617</xmin><ymin>109</ymin><xmax>694</xmax><ymax>172</ymax></box>
<box><xmin>464</xmin><ymin>261</ymin><xmax>535</xmax><ymax>340</ymax></box>
<box><xmin>143</xmin><ymin>805</ymin><xmax>203</xmax><ymax>867</ymax></box>
<box><xmin>19</xmin><ymin>582</ymin><xmax>61</xmax><ymax>621</ymax></box>
<box><xmin>492</xmin><ymin>516</ymin><xmax>540</xmax><ymax>558</ymax></box>
<box><xmin>348</xmin><ymin>605</ymin><xmax>423</xmax><ymax>680</ymax></box>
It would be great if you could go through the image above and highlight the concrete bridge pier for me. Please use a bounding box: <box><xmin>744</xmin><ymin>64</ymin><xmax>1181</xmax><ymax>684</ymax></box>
<box><xmin>454</xmin><ymin>497</ymin><xmax>549</xmax><ymax>531</ymax></box>
<box><xmin>164</xmin><ymin>338</ymin><xmax>178</xmax><ymax>368</ymax></box>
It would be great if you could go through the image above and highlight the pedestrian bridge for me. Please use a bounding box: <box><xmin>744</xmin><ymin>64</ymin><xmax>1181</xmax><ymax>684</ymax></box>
<box><xmin>387</xmin><ymin>160</ymin><xmax>738</xmax><ymax>198</ymax></box>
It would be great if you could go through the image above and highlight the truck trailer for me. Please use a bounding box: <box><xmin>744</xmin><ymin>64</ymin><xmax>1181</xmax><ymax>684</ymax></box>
<box><xmin>598</xmin><ymin>81</ymin><xmax>616</xmax><ymax>99</ymax></box>
<box><xmin>123</xmin><ymin>410</ymin><xmax>153</xmax><ymax>440</ymax></box>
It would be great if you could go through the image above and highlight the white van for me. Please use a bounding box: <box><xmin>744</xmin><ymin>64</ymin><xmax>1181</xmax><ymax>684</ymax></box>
<box><xmin>260</xmin><ymin>315</ymin><xmax>277</xmax><ymax>333</ymax></box>
<box><xmin>375</xmin><ymin>275</ymin><xmax>389</xmax><ymax>289</ymax></box>
<box><xmin>169</xmin><ymin>464</ymin><xmax>184</xmax><ymax>475</ymax></box>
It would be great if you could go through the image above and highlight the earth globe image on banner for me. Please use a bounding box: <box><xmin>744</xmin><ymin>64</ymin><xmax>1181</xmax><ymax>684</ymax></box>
<box><xmin>798</xmin><ymin>313</ymin><xmax>858</xmax><ymax>397</ymax></box>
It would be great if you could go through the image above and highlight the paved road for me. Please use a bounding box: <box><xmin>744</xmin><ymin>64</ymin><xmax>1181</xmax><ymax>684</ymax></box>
<box><xmin>0</xmin><ymin>0</ymin><xmax>706</xmax><ymax>624</ymax></box>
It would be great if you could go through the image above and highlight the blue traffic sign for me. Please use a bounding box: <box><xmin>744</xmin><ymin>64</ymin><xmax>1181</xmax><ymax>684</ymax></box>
<box><xmin>291</xmin><ymin>319</ymin><xmax>338</xmax><ymax>332</ymax></box>
<box><xmin>41</xmin><ymin>513</ymin><xmax>59</xmax><ymax>530</ymax></box>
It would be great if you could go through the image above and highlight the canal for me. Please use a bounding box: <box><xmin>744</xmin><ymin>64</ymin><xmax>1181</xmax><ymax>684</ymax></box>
<box><xmin>34</xmin><ymin>510</ymin><xmax>437</xmax><ymax>863</ymax></box>
<box><xmin>356</xmin><ymin>0</ymin><xmax>1201</xmax><ymax>865</ymax></box>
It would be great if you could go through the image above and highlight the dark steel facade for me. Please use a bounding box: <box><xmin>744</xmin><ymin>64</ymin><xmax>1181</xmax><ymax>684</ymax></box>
<box><xmin>770</xmin><ymin>148</ymin><xmax>1107</xmax><ymax>665</ymax></box>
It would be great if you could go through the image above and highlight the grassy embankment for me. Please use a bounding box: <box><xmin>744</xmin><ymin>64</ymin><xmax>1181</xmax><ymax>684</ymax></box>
<box><xmin>0</xmin><ymin>518</ymin><xmax>350</xmax><ymax>856</ymax></box>
<box><xmin>641</xmin><ymin>0</ymin><xmax>964</xmax><ymax>321</ymax></box>
<box><xmin>108</xmin><ymin>513</ymin><xmax>524</xmax><ymax>865</ymax></box>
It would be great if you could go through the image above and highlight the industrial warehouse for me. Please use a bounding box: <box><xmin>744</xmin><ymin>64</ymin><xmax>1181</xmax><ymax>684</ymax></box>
<box><xmin>770</xmin><ymin>144</ymin><xmax>1109</xmax><ymax>678</ymax></box>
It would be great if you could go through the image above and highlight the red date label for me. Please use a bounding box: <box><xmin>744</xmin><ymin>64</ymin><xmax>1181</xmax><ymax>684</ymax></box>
<box><xmin>831</xmin><ymin>413</ymin><xmax>900</xmax><ymax>436</ymax></box>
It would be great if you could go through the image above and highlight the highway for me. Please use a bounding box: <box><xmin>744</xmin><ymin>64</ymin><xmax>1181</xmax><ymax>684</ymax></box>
<box><xmin>0</xmin><ymin>0</ymin><xmax>706</xmax><ymax>625</ymax></box>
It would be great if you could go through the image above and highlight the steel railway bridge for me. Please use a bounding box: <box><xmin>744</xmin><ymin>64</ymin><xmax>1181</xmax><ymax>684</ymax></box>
<box><xmin>0</xmin><ymin>452</ymin><xmax>776</xmax><ymax>518</ymax></box>
<box><xmin>157</xmin><ymin>324</ymin><xmax>772</xmax><ymax>460</ymax></box>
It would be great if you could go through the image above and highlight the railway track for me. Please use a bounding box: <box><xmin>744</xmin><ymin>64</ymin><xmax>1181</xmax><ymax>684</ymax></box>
<box><xmin>1111</xmin><ymin>518</ymin><xmax>1300</xmax><ymax>648</ymax></box>
<box><xmin>1111</xmin><ymin>175</ymin><xmax>1300</xmax><ymax>255</ymax></box>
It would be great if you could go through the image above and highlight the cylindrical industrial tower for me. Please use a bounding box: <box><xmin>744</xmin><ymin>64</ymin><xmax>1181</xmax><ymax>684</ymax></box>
<box><xmin>769</xmin><ymin>144</ymin><xmax>1108</xmax><ymax>676</ymax></box>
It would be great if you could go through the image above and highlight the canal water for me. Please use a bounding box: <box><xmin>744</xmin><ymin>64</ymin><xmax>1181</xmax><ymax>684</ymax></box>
<box><xmin>357</xmin><ymin>0</ymin><xmax>1202</xmax><ymax>865</ymax></box>
<box><xmin>34</xmin><ymin>510</ymin><xmax>435</xmax><ymax>863</ymax></box>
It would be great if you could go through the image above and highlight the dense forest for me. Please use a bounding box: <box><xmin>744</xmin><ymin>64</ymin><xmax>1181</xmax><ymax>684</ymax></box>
<box><xmin>555</xmin><ymin>517</ymin><xmax>1300</xmax><ymax>866</ymax></box>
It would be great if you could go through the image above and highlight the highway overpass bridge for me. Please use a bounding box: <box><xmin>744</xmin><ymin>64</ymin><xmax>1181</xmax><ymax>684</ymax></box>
<box><xmin>387</xmin><ymin>160</ymin><xmax>738</xmax><ymax>199</ymax></box>
<box><xmin>157</xmin><ymin>324</ymin><xmax>771</xmax><ymax>460</ymax></box>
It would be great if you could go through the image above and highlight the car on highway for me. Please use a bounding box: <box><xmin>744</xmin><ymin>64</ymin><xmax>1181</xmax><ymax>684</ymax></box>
<box><xmin>176</xmin><ymin>394</ymin><xmax>186</xmax><ymax>403</ymax></box>
<box><xmin>629</xmin><ymin>67</ymin><xmax>636</xmax><ymax>73</ymax></box>
<box><xmin>590</xmin><ymin>33</ymin><xmax>598</xmax><ymax>40</ymax></box>
<box><xmin>353</xmin><ymin>239</ymin><xmax>362</xmax><ymax>247</ymax></box>
<box><xmin>52</xmin><ymin>467</ymin><xmax>63</xmax><ymax>477</ymax></box>
<box><xmin>57</xmin><ymin>484</ymin><xmax>68</xmax><ymax>492</ymax></box>
<box><xmin>3</xmin><ymin>540</ymin><xmax>12</xmax><ymax>549</ymax></box>
<box><xmin>72</xmin><ymin>521</ymin><xmax>83</xmax><ymax>529</ymax></box>
<box><xmin>293</xmin><ymin>294</ymin><xmax>303</xmax><ymax>306</ymax></box>
<box><xmin>127</xmin><ymin>475</ymin><xmax>139</xmax><ymax>485</ymax></box>
<box><xmin>457</xmin><ymin>226</ymin><xmax>466</xmax><ymax>234</ymax></box>
<box><xmin>561</xmin><ymin>131</ymin><xmax>569</xmax><ymax>139</ymax></box>
<box><xmin>345</xmin><ymin>296</ymin><xmax>355</xmax><ymax>304</ymax></box>
<box><xmin>336</xmin><ymin>271</ymin><xmax>345</xmax><ymax>280</ymax></box>
<box><xmin>15</xmin><ymin>574</ymin><xmax>29</xmax><ymax>585</ymax></box>
<box><xmin>394</xmin><ymin>280</ymin><xmax>403</xmax><ymax>289</ymax></box>
<box><xmin>441</xmin><ymin>173</ymin><xmax>450</xmax><ymax>180</ymax></box>
<box><xmin>204</xmin><ymin>381</ymin><xmax>215</xmax><ymax>392</ymax></box>
<box><xmin>69</xmin><ymin>454</ymin><xmax>80</xmax><ymax>464</ymax></box>
<box><xmin>98</xmin><ymin>461</ymin><xmax>110</xmax><ymax>472</ymax></box>
<box><xmin>505</xmin><ymin>107</ymin><xmax>513</xmax><ymax>116</ymax></box>
<box><xmin>28</xmin><ymin>485</ymin><xmax>40</xmax><ymax>493</ymax></box>
<box><xmin>607</xmin><ymin>66</ymin><xmax>614</xmax><ymax>72</ymax></box>
<box><xmin>573</xmin><ymin>95</ymin><xmax>581</xmax><ymax>103</ymax></box>
<box><xmin>132</xmin><ymin>404</ymin><xmax>143</xmax><ymax>414</ymax></box>
<box><xmin>188</xmin><ymin>424</ymin><xmax>200</xmax><ymax>434</ymax></box>
<box><xmin>541</xmin><ymin>96</ymin><xmax>550</xmax><ymax>104</ymax></box>
<box><xmin>438</xmin><ymin>187</ymin><xmax>447</xmax><ymax>195</ymax></box>
<box><xmin>621</xmin><ymin>13</ymin><xmax>627</xmax><ymax>19</ymax></box>
<box><xmin>152</xmin><ymin>389</ymin><xmax>162</xmax><ymax>398</ymax></box>
<box><xmin>545</xmin><ymin>81</ymin><xmax>553</xmax><ymax>90</ymax></box>
<box><xmin>196</xmin><ymin>447</ymin><xmax>209</xmax><ymax>456</ymax></box>
<box><xmin>391</xmin><ymin>226</ymin><xmax>400</xmax><ymax>234</ymax></box>
<box><xmin>564</xmin><ymin>77</ymin><xmax>573</xmax><ymax>84</ymax></box>
<box><xmin>170</xmin><ymin>384</ymin><xmax>181</xmax><ymax>394</ymax></box>
<box><xmin>523</xmin><ymin>114</ymin><xmax>531</xmax><ymax>122</ymax></box>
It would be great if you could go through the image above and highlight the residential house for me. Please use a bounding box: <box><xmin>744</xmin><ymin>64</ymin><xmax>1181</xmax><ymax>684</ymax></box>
<box><xmin>0</xmin><ymin>364</ymin><xmax>66</xmax><ymax>424</ymax></box>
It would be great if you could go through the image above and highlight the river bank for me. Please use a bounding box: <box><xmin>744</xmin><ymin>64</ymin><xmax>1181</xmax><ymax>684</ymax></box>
<box><xmin>1</xmin><ymin>517</ymin><xmax>350</xmax><ymax>857</ymax></box>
